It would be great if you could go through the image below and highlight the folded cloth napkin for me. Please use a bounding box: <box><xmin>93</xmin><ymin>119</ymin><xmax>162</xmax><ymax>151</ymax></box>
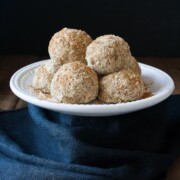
<box><xmin>0</xmin><ymin>95</ymin><xmax>180</xmax><ymax>180</ymax></box>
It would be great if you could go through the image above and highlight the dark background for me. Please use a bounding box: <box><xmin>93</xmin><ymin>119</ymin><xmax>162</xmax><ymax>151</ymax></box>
<box><xmin>0</xmin><ymin>0</ymin><xmax>180</xmax><ymax>57</ymax></box>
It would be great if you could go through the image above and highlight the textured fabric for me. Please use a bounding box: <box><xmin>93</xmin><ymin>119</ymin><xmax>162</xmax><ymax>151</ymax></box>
<box><xmin>0</xmin><ymin>95</ymin><xmax>180</xmax><ymax>180</ymax></box>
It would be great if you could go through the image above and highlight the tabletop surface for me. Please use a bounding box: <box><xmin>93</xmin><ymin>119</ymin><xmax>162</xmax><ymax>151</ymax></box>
<box><xmin>0</xmin><ymin>55</ymin><xmax>180</xmax><ymax>179</ymax></box>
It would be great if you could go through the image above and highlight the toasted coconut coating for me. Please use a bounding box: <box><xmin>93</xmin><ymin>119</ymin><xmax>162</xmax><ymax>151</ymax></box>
<box><xmin>124</xmin><ymin>56</ymin><xmax>141</xmax><ymax>75</ymax></box>
<box><xmin>98</xmin><ymin>69</ymin><xmax>145</xmax><ymax>103</ymax></box>
<box><xmin>50</xmin><ymin>61</ymin><xmax>98</xmax><ymax>104</ymax></box>
<box><xmin>86</xmin><ymin>35</ymin><xmax>131</xmax><ymax>75</ymax></box>
<box><xmin>48</xmin><ymin>28</ymin><xmax>92</xmax><ymax>66</ymax></box>
<box><xmin>33</xmin><ymin>61</ymin><xmax>56</xmax><ymax>93</ymax></box>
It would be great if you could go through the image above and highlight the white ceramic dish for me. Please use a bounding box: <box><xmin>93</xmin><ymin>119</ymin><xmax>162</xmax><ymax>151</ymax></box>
<box><xmin>10</xmin><ymin>60</ymin><xmax>174</xmax><ymax>117</ymax></box>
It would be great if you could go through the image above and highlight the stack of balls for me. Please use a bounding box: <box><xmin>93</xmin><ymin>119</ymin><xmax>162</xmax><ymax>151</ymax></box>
<box><xmin>33</xmin><ymin>28</ymin><xmax>145</xmax><ymax>104</ymax></box>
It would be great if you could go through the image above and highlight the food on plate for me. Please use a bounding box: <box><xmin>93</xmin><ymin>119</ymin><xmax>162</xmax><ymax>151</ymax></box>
<box><xmin>124</xmin><ymin>56</ymin><xmax>141</xmax><ymax>75</ymax></box>
<box><xmin>98</xmin><ymin>69</ymin><xmax>145</xmax><ymax>103</ymax></box>
<box><xmin>86</xmin><ymin>34</ymin><xmax>131</xmax><ymax>75</ymax></box>
<box><xmin>32</xmin><ymin>60</ymin><xmax>56</xmax><ymax>93</ymax></box>
<box><xmin>48</xmin><ymin>28</ymin><xmax>92</xmax><ymax>67</ymax></box>
<box><xmin>32</xmin><ymin>27</ymin><xmax>148</xmax><ymax>104</ymax></box>
<box><xmin>50</xmin><ymin>61</ymin><xmax>99</xmax><ymax>104</ymax></box>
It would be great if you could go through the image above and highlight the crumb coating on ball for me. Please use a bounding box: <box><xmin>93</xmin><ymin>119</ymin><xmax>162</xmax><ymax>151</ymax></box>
<box><xmin>98</xmin><ymin>69</ymin><xmax>145</xmax><ymax>103</ymax></box>
<box><xmin>86</xmin><ymin>35</ymin><xmax>131</xmax><ymax>75</ymax></box>
<box><xmin>50</xmin><ymin>61</ymin><xmax>99</xmax><ymax>103</ymax></box>
<box><xmin>33</xmin><ymin>61</ymin><xmax>56</xmax><ymax>93</ymax></box>
<box><xmin>48</xmin><ymin>28</ymin><xmax>92</xmax><ymax>66</ymax></box>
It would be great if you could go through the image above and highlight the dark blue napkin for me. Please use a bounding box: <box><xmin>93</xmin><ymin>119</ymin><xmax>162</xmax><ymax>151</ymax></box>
<box><xmin>0</xmin><ymin>95</ymin><xmax>180</xmax><ymax>180</ymax></box>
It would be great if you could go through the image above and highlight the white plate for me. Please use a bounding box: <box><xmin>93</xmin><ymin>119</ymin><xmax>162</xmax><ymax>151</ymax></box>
<box><xmin>10</xmin><ymin>60</ymin><xmax>174</xmax><ymax>117</ymax></box>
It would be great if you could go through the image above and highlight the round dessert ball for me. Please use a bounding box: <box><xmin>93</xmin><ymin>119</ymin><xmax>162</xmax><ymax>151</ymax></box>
<box><xmin>50</xmin><ymin>61</ymin><xmax>99</xmax><ymax>104</ymax></box>
<box><xmin>48</xmin><ymin>28</ymin><xmax>92</xmax><ymax>66</ymax></box>
<box><xmin>124</xmin><ymin>56</ymin><xmax>141</xmax><ymax>75</ymax></box>
<box><xmin>98</xmin><ymin>69</ymin><xmax>145</xmax><ymax>103</ymax></box>
<box><xmin>33</xmin><ymin>61</ymin><xmax>56</xmax><ymax>93</ymax></box>
<box><xmin>86</xmin><ymin>34</ymin><xmax>131</xmax><ymax>75</ymax></box>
